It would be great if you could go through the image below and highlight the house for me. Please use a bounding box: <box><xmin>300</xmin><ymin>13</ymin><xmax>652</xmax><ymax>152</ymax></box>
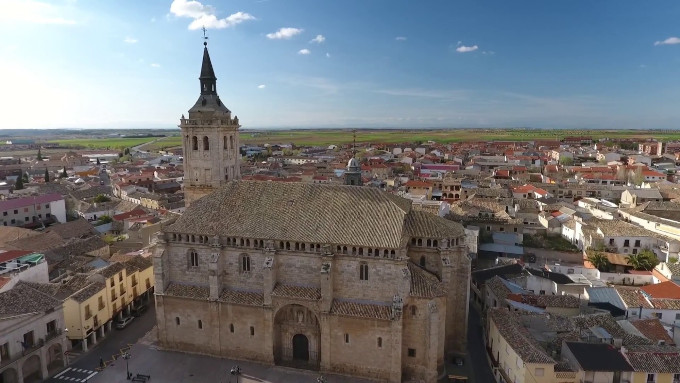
<box><xmin>621</xmin><ymin>189</ymin><xmax>663</xmax><ymax>208</ymax></box>
<box><xmin>511</xmin><ymin>184</ymin><xmax>551</xmax><ymax>200</ymax></box>
<box><xmin>0</xmin><ymin>282</ymin><xmax>69</xmax><ymax>383</ymax></box>
<box><xmin>0</xmin><ymin>194</ymin><xmax>66</xmax><ymax>228</ymax></box>
<box><xmin>561</xmin><ymin>342</ymin><xmax>633</xmax><ymax>383</ymax></box>
<box><xmin>0</xmin><ymin>251</ymin><xmax>48</xmax><ymax>293</ymax></box>
<box><xmin>622</xmin><ymin>345</ymin><xmax>680</xmax><ymax>383</ymax></box>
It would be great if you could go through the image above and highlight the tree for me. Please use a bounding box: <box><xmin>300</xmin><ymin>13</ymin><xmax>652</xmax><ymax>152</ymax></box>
<box><xmin>93</xmin><ymin>194</ymin><xmax>111</xmax><ymax>203</ymax></box>
<box><xmin>14</xmin><ymin>175</ymin><xmax>23</xmax><ymax>190</ymax></box>
<box><xmin>626</xmin><ymin>249</ymin><xmax>660</xmax><ymax>271</ymax></box>
<box><xmin>37</xmin><ymin>147</ymin><xmax>42</xmax><ymax>161</ymax></box>
<box><xmin>559</xmin><ymin>157</ymin><xmax>574</xmax><ymax>166</ymax></box>
<box><xmin>96</xmin><ymin>158</ymin><xmax>101</xmax><ymax>165</ymax></box>
<box><xmin>124</xmin><ymin>148</ymin><xmax>130</xmax><ymax>155</ymax></box>
<box><xmin>44</xmin><ymin>168</ymin><xmax>50</xmax><ymax>183</ymax></box>
<box><xmin>60</xmin><ymin>166</ymin><xmax>68</xmax><ymax>178</ymax></box>
<box><xmin>586</xmin><ymin>251</ymin><xmax>610</xmax><ymax>272</ymax></box>
<box><xmin>95</xmin><ymin>215</ymin><xmax>113</xmax><ymax>225</ymax></box>
<box><xmin>22</xmin><ymin>173</ymin><xmax>28</xmax><ymax>183</ymax></box>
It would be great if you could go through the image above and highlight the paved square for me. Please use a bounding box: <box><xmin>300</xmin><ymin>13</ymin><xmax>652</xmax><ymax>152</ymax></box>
<box><xmin>91</xmin><ymin>342</ymin><xmax>375</xmax><ymax>383</ymax></box>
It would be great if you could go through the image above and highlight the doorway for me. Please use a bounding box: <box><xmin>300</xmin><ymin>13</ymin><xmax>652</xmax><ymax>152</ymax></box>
<box><xmin>292</xmin><ymin>334</ymin><xmax>309</xmax><ymax>361</ymax></box>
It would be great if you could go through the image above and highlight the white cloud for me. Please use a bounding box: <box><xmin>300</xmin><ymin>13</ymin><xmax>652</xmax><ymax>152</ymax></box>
<box><xmin>257</xmin><ymin>84</ymin><xmax>266</xmax><ymax>89</ymax></box>
<box><xmin>326</xmin><ymin>52</ymin><xmax>331</xmax><ymax>58</ymax></box>
<box><xmin>310</xmin><ymin>34</ymin><xmax>325</xmax><ymax>44</ymax></box>
<box><xmin>395</xmin><ymin>36</ymin><xmax>407</xmax><ymax>41</ymax></box>
<box><xmin>456</xmin><ymin>44</ymin><xmax>478</xmax><ymax>53</ymax></box>
<box><xmin>150</xmin><ymin>63</ymin><xmax>161</xmax><ymax>68</ymax></box>
<box><xmin>266</xmin><ymin>27</ymin><xmax>303</xmax><ymax>40</ymax></box>
<box><xmin>298</xmin><ymin>49</ymin><xmax>311</xmax><ymax>55</ymax></box>
<box><xmin>0</xmin><ymin>0</ymin><xmax>76</xmax><ymax>25</ymax></box>
<box><xmin>124</xmin><ymin>37</ymin><xmax>138</xmax><ymax>44</ymax></box>
<box><xmin>169</xmin><ymin>0</ymin><xmax>255</xmax><ymax>30</ymax></box>
<box><xmin>482</xmin><ymin>50</ymin><xmax>495</xmax><ymax>55</ymax></box>
<box><xmin>654</xmin><ymin>37</ymin><xmax>680</xmax><ymax>46</ymax></box>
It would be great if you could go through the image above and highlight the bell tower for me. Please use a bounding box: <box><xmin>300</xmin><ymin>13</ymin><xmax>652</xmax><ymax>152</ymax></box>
<box><xmin>181</xmin><ymin>38</ymin><xmax>241</xmax><ymax>206</ymax></box>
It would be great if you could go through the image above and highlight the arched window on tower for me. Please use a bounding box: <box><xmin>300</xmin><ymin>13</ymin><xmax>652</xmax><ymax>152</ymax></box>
<box><xmin>192</xmin><ymin>136</ymin><xmax>198</xmax><ymax>151</ymax></box>
<box><xmin>241</xmin><ymin>254</ymin><xmax>251</xmax><ymax>272</ymax></box>
<box><xmin>230</xmin><ymin>136</ymin><xmax>234</xmax><ymax>150</ymax></box>
<box><xmin>203</xmin><ymin>136</ymin><xmax>210</xmax><ymax>151</ymax></box>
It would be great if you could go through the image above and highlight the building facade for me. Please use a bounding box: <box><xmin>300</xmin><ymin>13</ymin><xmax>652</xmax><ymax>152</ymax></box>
<box><xmin>181</xmin><ymin>41</ymin><xmax>241</xmax><ymax>206</ymax></box>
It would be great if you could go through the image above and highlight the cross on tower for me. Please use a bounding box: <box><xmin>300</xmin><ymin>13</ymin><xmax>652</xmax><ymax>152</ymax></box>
<box><xmin>202</xmin><ymin>26</ymin><xmax>209</xmax><ymax>46</ymax></box>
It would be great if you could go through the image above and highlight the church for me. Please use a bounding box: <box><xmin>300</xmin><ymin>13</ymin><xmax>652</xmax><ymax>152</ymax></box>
<box><xmin>153</xmin><ymin>41</ymin><xmax>471</xmax><ymax>383</ymax></box>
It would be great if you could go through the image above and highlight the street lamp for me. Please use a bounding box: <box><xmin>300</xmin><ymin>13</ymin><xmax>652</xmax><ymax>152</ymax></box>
<box><xmin>317</xmin><ymin>375</ymin><xmax>327</xmax><ymax>383</ymax></box>
<box><xmin>122</xmin><ymin>352</ymin><xmax>132</xmax><ymax>380</ymax></box>
<box><xmin>229</xmin><ymin>365</ymin><xmax>242</xmax><ymax>383</ymax></box>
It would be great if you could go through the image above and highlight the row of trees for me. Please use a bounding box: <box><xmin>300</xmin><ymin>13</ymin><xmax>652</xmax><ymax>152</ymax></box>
<box><xmin>14</xmin><ymin>166</ymin><xmax>68</xmax><ymax>190</ymax></box>
<box><xmin>586</xmin><ymin>249</ymin><xmax>660</xmax><ymax>272</ymax></box>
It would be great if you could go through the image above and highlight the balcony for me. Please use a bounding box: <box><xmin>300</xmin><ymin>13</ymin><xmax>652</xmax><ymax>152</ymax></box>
<box><xmin>131</xmin><ymin>279</ymin><xmax>138</xmax><ymax>287</ymax></box>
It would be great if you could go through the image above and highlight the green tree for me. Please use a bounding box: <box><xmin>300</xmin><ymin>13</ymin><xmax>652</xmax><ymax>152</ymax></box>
<box><xmin>60</xmin><ymin>166</ymin><xmax>68</xmax><ymax>178</ymax></box>
<box><xmin>22</xmin><ymin>173</ymin><xmax>28</xmax><ymax>183</ymax></box>
<box><xmin>630</xmin><ymin>166</ymin><xmax>644</xmax><ymax>186</ymax></box>
<box><xmin>44</xmin><ymin>168</ymin><xmax>50</xmax><ymax>183</ymax></box>
<box><xmin>37</xmin><ymin>147</ymin><xmax>42</xmax><ymax>161</ymax></box>
<box><xmin>14</xmin><ymin>175</ymin><xmax>23</xmax><ymax>190</ymax></box>
<box><xmin>93</xmin><ymin>194</ymin><xmax>111</xmax><ymax>203</ymax></box>
<box><xmin>95</xmin><ymin>215</ymin><xmax>113</xmax><ymax>225</ymax></box>
<box><xmin>124</xmin><ymin>147</ymin><xmax>130</xmax><ymax>155</ymax></box>
<box><xmin>586</xmin><ymin>251</ymin><xmax>610</xmax><ymax>272</ymax></box>
<box><xmin>626</xmin><ymin>249</ymin><xmax>660</xmax><ymax>271</ymax></box>
<box><xmin>559</xmin><ymin>157</ymin><xmax>574</xmax><ymax>166</ymax></box>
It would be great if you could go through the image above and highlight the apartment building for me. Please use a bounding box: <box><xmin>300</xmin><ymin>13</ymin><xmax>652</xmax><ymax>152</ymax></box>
<box><xmin>0</xmin><ymin>194</ymin><xmax>66</xmax><ymax>228</ymax></box>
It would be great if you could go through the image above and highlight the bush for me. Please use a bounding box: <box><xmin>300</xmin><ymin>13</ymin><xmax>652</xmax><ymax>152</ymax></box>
<box><xmin>93</xmin><ymin>194</ymin><xmax>110</xmax><ymax>203</ymax></box>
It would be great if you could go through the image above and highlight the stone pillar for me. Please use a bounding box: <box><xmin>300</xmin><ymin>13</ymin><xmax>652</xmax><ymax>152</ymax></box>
<box><xmin>82</xmin><ymin>337</ymin><xmax>88</xmax><ymax>352</ymax></box>
<box><xmin>389</xmin><ymin>315</ymin><xmax>403</xmax><ymax>383</ymax></box>
<box><xmin>155</xmin><ymin>295</ymin><xmax>167</xmax><ymax>347</ymax></box>
<box><xmin>209</xmin><ymin>255</ymin><xmax>220</xmax><ymax>300</ymax></box>
<box><xmin>440</xmin><ymin>246</ymin><xmax>470</xmax><ymax>356</ymax></box>
<box><xmin>319</xmin><ymin>247</ymin><xmax>334</xmax><ymax>313</ymax></box>
<box><xmin>262</xmin><ymin>244</ymin><xmax>277</xmax><ymax>306</ymax></box>
<box><xmin>40</xmin><ymin>347</ymin><xmax>49</xmax><ymax>380</ymax></box>
<box><xmin>425</xmin><ymin>300</ymin><xmax>441</xmax><ymax>383</ymax></box>
<box><xmin>153</xmin><ymin>233</ymin><xmax>168</xmax><ymax>294</ymax></box>
<box><xmin>99</xmin><ymin>326</ymin><xmax>105</xmax><ymax>340</ymax></box>
<box><xmin>91</xmin><ymin>331</ymin><xmax>97</xmax><ymax>345</ymax></box>
<box><xmin>319</xmin><ymin>312</ymin><xmax>331</xmax><ymax>372</ymax></box>
<box><xmin>262</xmin><ymin>308</ymin><xmax>275</xmax><ymax>364</ymax></box>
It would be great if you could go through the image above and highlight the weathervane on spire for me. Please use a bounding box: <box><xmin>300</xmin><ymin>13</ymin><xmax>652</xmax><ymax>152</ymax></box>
<box><xmin>202</xmin><ymin>26</ymin><xmax>209</xmax><ymax>46</ymax></box>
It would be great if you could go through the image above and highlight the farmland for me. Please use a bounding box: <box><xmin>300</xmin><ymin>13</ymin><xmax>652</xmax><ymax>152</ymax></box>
<box><xmin>48</xmin><ymin>137</ymin><xmax>161</xmax><ymax>150</ymax></box>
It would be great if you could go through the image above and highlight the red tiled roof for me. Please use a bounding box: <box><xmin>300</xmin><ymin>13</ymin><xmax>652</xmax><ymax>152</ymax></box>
<box><xmin>641</xmin><ymin>281</ymin><xmax>680</xmax><ymax>299</ymax></box>
<box><xmin>0</xmin><ymin>194</ymin><xmax>63</xmax><ymax>212</ymax></box>
<box><xmin>113</xmin><ymin>209</ymin><xmax>147</xmax><ymax>221</ymax></box>
<box><xmin>0</xmin><ymin>250</ymin><xmax>33</xmax><ymax>263</ymax></box>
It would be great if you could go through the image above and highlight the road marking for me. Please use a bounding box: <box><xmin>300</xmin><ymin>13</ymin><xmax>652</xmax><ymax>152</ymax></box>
<box><xmin>54</xmin><ymin>367</ymin><xmax>71</xmax><ymax>378</ymax></box>
<box><xmin>83</xmin><ymin>371</ymin><xmax>98</xmax><ymax>381</ymax></box>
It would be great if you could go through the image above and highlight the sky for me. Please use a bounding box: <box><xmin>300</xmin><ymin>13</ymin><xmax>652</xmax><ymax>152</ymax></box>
<box><xmin>0</xmin><ymin>0</ymin><xmax>679</xmax><ymax>130</ymax></box>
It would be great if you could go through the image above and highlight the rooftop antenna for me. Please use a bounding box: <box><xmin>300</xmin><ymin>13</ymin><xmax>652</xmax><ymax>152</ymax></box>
<box><xmin>202</xmin><ymin>26</ymin><xmax>209</xmax><ymax>46</ymax></box>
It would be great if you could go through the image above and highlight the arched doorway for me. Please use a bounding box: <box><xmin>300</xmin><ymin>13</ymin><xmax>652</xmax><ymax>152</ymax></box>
<box><xmin>0</xmin><ymin>367</ymin><xmax>19</xmax><ymax>383</ymax></box>
<box><xmin>21</xmin><ymin>354</ymin><xmax>42</xmax><ymax>383</ymax></box>
<box><xmin>46</xmin><ymin>343</ymin><xmax>64</xmax><ymax>374</ymax></box>
<box><xmin>292</xmin><ymin>334</ymin><xmax>309</xmax><ymax>361</ymax></box>
<box><xmin>274</xmin><ymin>304</ymin><xmax>320</xmax><ymax>370</ymax></box>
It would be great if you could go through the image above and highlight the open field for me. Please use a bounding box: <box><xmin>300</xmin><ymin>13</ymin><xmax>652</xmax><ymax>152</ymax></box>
<box><xmin>47</xmin><ymin>137</ymin><xmax>159</xmax><ymax>150</ymax></box>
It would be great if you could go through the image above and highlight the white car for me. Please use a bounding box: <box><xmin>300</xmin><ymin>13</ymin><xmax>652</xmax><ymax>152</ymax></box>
<box><xmin>115</xmin><ymin>316</ymin><xmax>134</xmax><ymax>329</ymax></box>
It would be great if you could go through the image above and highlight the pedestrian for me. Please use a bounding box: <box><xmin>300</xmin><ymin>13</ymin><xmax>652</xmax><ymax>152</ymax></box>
<box><xmin>99</xmin><ymin>357</ymin><xmax>104</xmax><ymax>368</ymax></box>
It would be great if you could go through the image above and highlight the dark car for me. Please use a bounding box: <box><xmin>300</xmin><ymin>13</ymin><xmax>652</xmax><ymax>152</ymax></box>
<box><xmin>131</xmin><ymin>304</ymin><xmax>148</xmax><ymax>317</ymax></box>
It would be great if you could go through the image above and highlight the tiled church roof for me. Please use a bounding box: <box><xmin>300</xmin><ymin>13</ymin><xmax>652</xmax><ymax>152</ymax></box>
<box><xmin>272</xmin><ymin>284</ymin><xmax>321</xmax><ymax>300</ymax></box>
<box><xmin>167</xmin><ymin>181</ymin><xmax>464</xmax><ymax>249</ymax></box>
<box><xmin>330</xmin><ymin>299</ymin><xmax>392</xmax><ymax>320</ymax></box>
<box><xmin>407</xmin><ymin>262</ymin><xmax>447</xmax><ymax>298</ymax></box>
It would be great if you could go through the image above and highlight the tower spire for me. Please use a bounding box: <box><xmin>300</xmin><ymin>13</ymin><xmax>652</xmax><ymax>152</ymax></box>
<box><xmin>199</xmin><ymin>27</ymin><xmax>217</xmax><ymax>95</ymax></box>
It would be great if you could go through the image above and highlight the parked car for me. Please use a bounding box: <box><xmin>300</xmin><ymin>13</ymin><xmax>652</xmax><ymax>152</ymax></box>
<box><xmin>115</xmin><ymin>316</ymin><xmax>134</xmax><ymax>329</ymax></box>
<box><xmin>131</xmin><ymin>304</ymin><xmax>148</xmax><ymax>317</ymax></box>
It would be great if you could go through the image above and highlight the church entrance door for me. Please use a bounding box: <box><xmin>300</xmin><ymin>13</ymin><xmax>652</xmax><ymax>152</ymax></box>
<box><xmin>292</xmin><ymin>334</ymin><xmax>309</xmax><ymax>361</ymax></box>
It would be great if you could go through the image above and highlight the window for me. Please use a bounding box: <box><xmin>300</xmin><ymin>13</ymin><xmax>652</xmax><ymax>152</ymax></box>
<box><xmin>535</xmin><ymin>368</ymin><xmax>544</xmax><ymax>377</ymax></box>
<box><xmin>624</xmin><ymin>239</ymin><xmax>630</xmax><ymax>247</ymax></box>
<box><xmin>635</xmin><ymin>239</ymin><xmax>641</xmax><ymax>247</ymax></box>
<box><xmin>359</xmin><ymin>263</ymin><xmax>368</xmax><ymax>281</ymax></box>
<box><xmin>192</xmin><ymin>136</ymin><xmax>198</xmax><ymax>150</ymax></box>
<box><xmin>609</xmin><ymin>238</ymin><xmax>615</xmax><ymax>245</ymax></box>
<box><xmin>118</xmin><ymin>272</ymin><xmax>123</xmax><ymax>282</ymax></box>
<box><xmin>13</xmin><ymin>210</ymin><xmax>17</xmax><ymax>214</ymax></box>
<box><xmin>407</xmin><ymin>348</ymin><xmax>416</xmax><ymax>357</ymax></box>
<box><xmin>647</xmin><ymin>373</ymin><xmax>655</xmax><ymax>382</ymax></box>
<box><xmin>675</xmin><ymin>313</ymin><xmax>680</xmax><ymax>321</ymax></box>
<box><xmin>45</xmin><ymin>204</ymin><xmax>49</xmax><ymax>209</ymax></box>
<box><xmin>0</xmin><ymin>342</ymin><xmax>9</xmax><ymax>360</ymax></box>
<box><xmin>377</xmin><ymin>337</ymin><xmax>383</xmax><ymax>348</ymax></box>
<box><xmin>190</xmin><ymin>250</ymin><xmax>199</xmax><ymax>267</ymax></box>
<box><xmin>203</xmin><ymin>136</ymin><xmax>210</xmax><ymax>151</ymax></box>
<box><xmin>46</xmin><ymin>320</ymin><xmax>57</xmax><ymax>335</ymax></box>
<box><xmin>653</xmin><ymin>312</ymin><xmax>662</xmax><ymax>319</ymax></box>
<box><xmin>23</xmin><ymin>207</ymin><xmax>28</xmax><ymax>213</ymax></box>
<box><xmin>229</xmin><ymin>324</ymin><xmax>234</xmax><ymax>333</ymax></box>
<box><xmin>673</xmin><ymin>374</ymin><xmax>680</xmax><ymax>382</ymax></box>
<box><xmin>539</xmin><ymin>290</ymin><xmax>546</xmax><ymax>295</ymax></box>
<box><xmin>2</xmin><ymin>212</ymin><xmax>5</xmax><ymax>216</ymax></box>
<box><xmin>175</xmin><ymin>317</ymin><xmax>180</xmax><ymax>325</ymax></box>
<box><xmin>198</xmin><ymin>320</ymin><xmax>203</xmax><ymax>329</ymax></box>
<box><xmin>98</xmin><ymin>296</ymin><xmax>105</xmax><ymax>310</ymax></box>
<box><xmin>250</xmin><ymin>326</ymin><xmax>255</xmax><ymax>336</ymax></box>
<box><xmin>411</xmin><ymin>305</ymin><xmax>417</xmax><ymax>317</ymax></box>
<box><xmin>241</xmin><ymin>254</ymin><xmax>251</xmax><ymax>272</ymax></box>
<box><xmin>23</xmin><ymin>331</ymin><xmax>34</xmax><ymax>348</ymax></box>
<box><xmin>419</xmin><ymin>256</ymin><xmax>426</xmax><ymax>268</ymax></box>
<box><xmin>85</xmin><ymin>305</ymin><xmax>92</xmax><ymax>319</ymax></box>
<box><xmin>344</xmin><ymin>333</ymin><xmax>350</xmax><ymax>343</ymax></box>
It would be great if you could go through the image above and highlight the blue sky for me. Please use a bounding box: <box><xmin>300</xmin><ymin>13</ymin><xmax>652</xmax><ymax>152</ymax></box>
<box><xmin>1</xmin><ymin>0</ymin><xmax>679</xmax><ymax>130</ymax></box>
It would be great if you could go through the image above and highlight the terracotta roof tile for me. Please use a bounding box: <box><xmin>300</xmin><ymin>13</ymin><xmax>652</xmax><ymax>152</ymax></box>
<box><xmin>272</xmin><ymin>284</ymin><xmax>321</xmax><ymax>300</ymax></box>
<box><xmin>218</xmin><ymin>288</ymin><xmax>264</xmax><ymax>306</ymax></box>
<box><xmin>624</xmin><ymin>345</ymin><xmax>680</xmax><ymax>373</ymax></box>
<box><xmin>165</xmin><ymin>283</ymin><xmax>210</xmax><ymax>300</ymax></box>
<box><xmin>629</xmin><ymin>319</ymin><xmax>675</xmax><ymax>345</ymax></box>
<box><xmin>407</xmin><ymin>262</ymin><xmax>447</xmax><ymax>298</ymax></box>
<box><xmin>330</xmin><ymin>299</ymin><xmax>392</xmax><ymax>320</ymax></box>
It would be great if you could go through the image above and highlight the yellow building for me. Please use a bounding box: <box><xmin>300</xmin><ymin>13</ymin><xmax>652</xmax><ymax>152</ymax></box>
<box><xmin>487</xmin><ymin>308</ymin><xmax>575</xmax><ymax>383</ymax></box>
<box><xmin>623</xmin><ymin>346</ymin><xmax>680</xmax><ymax>383</ymax></box>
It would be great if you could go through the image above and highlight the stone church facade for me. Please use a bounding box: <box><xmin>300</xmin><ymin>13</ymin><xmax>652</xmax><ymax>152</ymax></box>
<box><xmin>153</xmin><ymin>42</ymin><xmax>471</xmax><ymax>383</ymax></box>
